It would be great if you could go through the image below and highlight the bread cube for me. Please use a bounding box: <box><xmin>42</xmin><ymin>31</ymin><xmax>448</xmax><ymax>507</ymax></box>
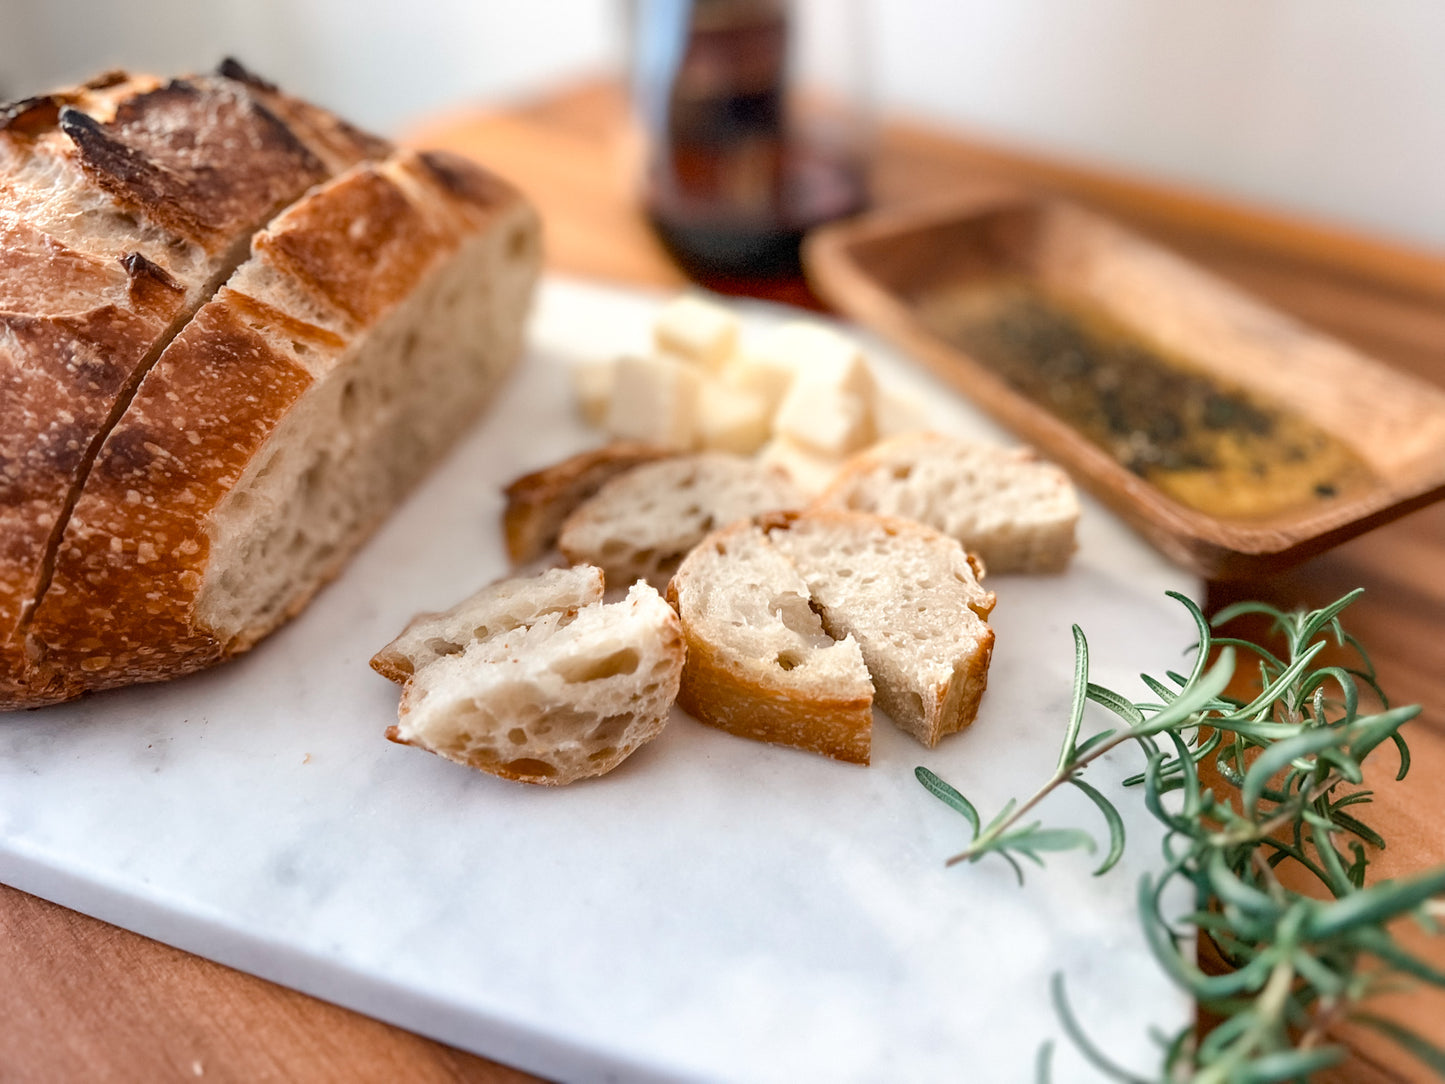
<box><xmin>754</xmin><ymin>322</ymin><xmax>874</xmax><ymax>399</ymax></box>
<box><xmin>757</xmin><ymin>434</ymin><xmax>847</xmax><ymax>497</ymax></box>
<box><xmin>874</xmin><ymin>386</ymin><xmax>933</xmax><ymax>437</ymax></box>
<box><xmin>773</xmin><ymin>378</ymin><xmax>874</xmax><ymax>455</ymax></box>
<box><xmin>572</xmin><ymin>358</ymin><xmax>616</xmax><ymax>427</ymax></box>
<box><xmin>697</xmin><ymin>379</ymin><xmax>771</xmax><ymax>454</ymax></box>
<box><xmin>606</xmin><ymin>354</ymin><xmax>701</xmax><ymax>449</ymax></box>
<box><xmin>653</xmin><ymin>294</ymin><xmax>739</xmax><ymax>371</ymax></box>
<box><xmin>721</xmin><ymin>352</ymin><xmax>795</xmax><ymax>418</ymax></box>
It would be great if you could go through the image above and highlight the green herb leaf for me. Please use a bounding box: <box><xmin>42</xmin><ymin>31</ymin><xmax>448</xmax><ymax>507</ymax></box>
<box><xmin>918</xmin><ymin>588</ymin><xmax>1442</xmax><ymax>1080</ymax></box>
<box><xmin>1069</xmin><ymin>776</ymin><xmax>1125</xmax><ymax>875</ymax></box>
<box><xmin>914</xmin><ymin>765</ymin><xmax>980</xmax><ymax>838</ymax></box>
<box><xmin>1056</xmin><ymin>624</ymin><xmax>1090</xmax><ymax>772</ymax></box>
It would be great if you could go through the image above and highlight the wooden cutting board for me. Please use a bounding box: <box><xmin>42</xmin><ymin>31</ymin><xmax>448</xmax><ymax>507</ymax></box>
<box><xmin>3</xmin><ymin>80</ymin><xmax>1443</xmax><ymax>1084</ymax></box>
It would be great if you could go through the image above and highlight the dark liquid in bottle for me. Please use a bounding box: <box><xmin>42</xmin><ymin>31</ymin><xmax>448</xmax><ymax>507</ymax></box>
<box><xmin>640</xmin><ymin>0</ymin><xmax>867</xmax><ymax>279</ymax></box>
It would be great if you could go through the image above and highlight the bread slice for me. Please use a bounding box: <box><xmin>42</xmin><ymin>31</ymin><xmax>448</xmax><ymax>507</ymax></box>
<box><xmin>667</xmin><ymin>521</ymin><xmax>874</xmax><ymax>763</ymax></box>
<box><xmin>0</xmin><ymin>64</ymin><xmax>384</xmax><ymax>703</ymax></box>
<box><xmin>13</xmin><ymin>148</ymin><xmax>540</xmax><ymax>707</ymax></box>
<box><xmin>766</xmin><ymin>510</ymin><xmax>996</xmax><ymax>747</ymax></box>
<box><xmin>558</xmin><ymin>453</ymin><xmax>804</xmax><ymax>589</ymax></box>
<box><xmin>817</xmin><ymin>433</ymin><xmax>1079</xmax><ymax>573</ymax></box>
<box><xmin>390</xmin><ymin>581</ymin><xmax>684</xmax><ymax>785</ymax></box>
<box><xmin>371</xmin><ymin>565</ymin><xmax>605</xmax><ymax>684</ymax></box>
<box><xmin>502</xmin><ymin>443</ymin><xmax>673</xmax><ymax>565</ymax></box>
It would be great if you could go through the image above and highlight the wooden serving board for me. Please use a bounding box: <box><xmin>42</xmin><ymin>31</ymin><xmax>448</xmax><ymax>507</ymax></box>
<box><xmin>4</xmin><ymin>81</ymin><xmax>1444</xmax><ymax>1084</ymax></box>
<box><xmin>804</xmin><ymin>190</ymin><xmax>1445</xmax><ymax>578</ymax></box>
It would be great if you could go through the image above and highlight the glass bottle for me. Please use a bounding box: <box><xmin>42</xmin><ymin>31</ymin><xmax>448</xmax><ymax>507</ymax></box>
<box><xmin>629</xmin><ymin>0</ymin><xmax>870</xmax><ymax>280</ymax></box>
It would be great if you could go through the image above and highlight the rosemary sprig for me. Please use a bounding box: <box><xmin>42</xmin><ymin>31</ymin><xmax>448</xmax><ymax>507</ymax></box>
<box><xmin>918</xmin><ymin>589</ymin><xmax>1445</xmax><ymax>1081</ymax></box>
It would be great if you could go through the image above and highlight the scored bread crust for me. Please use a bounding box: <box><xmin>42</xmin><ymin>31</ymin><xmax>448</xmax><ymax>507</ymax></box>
<box><xmin>667</xmin><ymin>520</ymin><xmax>874</xmax><ymax>764</ymax></box>
<box><xmin>817</xmin><ymin>432</ymin><xmax>1079</xmax><ymax>574</ymax></box>
<box><xmin>12</xmin><ymin>148</ymin><xmax>539</xmax><ymax>707</ymax></box>
<box><xmin>0</xmin><ymin>64</ymin><xmax>387</xmax><ymax>702</ymax></box>
<box><xmin>501</xmin><ymin>442</ymin><xmax>674</xmax><ymax>564</ymax></box>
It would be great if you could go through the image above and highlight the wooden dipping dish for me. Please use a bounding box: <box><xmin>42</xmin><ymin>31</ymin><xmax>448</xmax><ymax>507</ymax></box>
<box><xmin>805</xmin><ymin>191</ymin><xmax>1445</xmax><ymax>579</ymax></box>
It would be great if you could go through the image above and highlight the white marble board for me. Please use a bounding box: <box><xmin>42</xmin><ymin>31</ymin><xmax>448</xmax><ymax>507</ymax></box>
<box><xmin>0</xmin><ymin>277</ymin><xmax>1199</xmax><ymax>1083</ymax></box>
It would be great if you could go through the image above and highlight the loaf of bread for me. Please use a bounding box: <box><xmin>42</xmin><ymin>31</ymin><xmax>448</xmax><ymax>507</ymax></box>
<box><xmin>817</xmin><ymin>433</ymin><xmax>1079</xmax><ymax>573</ymax></box>
<box><xmin>670</xmin><ymin>510</ymin><xmax>995</xmax><ymax>761</ymax></box>
<box><xmin>558</xmin><ymin>453</ymin><xmax>804</xmax><ymax>589</ymax></box>
<box><xmin>389</xmin><ymin>578</ymin><xmax>685</xmax><ymax>785</ymax></box>
<box><xmin>0</xmin><ymin>63</ymin><xmax>540</xmax><ymax>709</ymax></box>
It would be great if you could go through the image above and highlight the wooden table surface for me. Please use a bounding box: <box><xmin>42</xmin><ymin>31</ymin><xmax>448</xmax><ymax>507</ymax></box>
<box><xmin>4</xmin><ymin>81</ymin><xmax>1444</xmax><ymax>1083</ymax></box>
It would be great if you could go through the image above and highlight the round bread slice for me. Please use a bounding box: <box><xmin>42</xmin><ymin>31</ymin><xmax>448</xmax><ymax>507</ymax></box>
<box><xmin>766</xmin><ymin>510</ymin><xmax>996</xmax><ymax>748</ymax></box>
<box><xmin>558</xmin><ymin>452</ymin><xmax>804</xmax><ymax>590</ymax></box>
<box><xmin>667</xmin><ymin>520</ymin><xmax>874</xmax><ymax>764</ymax></box>
<box><xmin>817</xmin><ymin>432</ymin><xmax>1079</xmax><ymax>573</ymax></box>
<box><xmin>370</xmin><ymin>564</ymin><xmax>605</xmax><ymax>684</ymax></box>
<box><xmin>502</xmin><ymin>442</ymin><xmax>673</xmax><ymax>565</ymax></box>
<box><xmin>390</xmin><ymin>581</ymin><xmax>684</xmax><ymax>785</ymax></box>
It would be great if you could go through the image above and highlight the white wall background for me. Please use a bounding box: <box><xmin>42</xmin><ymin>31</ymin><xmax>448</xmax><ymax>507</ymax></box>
<box><xmin>2</xmin><ymin>1</ymin><xmax>1441</xmax><ymax>251</ymax></box>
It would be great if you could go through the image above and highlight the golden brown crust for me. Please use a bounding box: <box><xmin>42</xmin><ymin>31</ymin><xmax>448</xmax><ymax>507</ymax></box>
<box><xmin>15</xmin><ymin>150</ymin><xmax>530</xmax><ymax>707</ymax></box>
<box><xmin>22</xmin><ymin>296</ymin><xmax>315</xmax><ymax>701</ymax></box>
<box><xmin>929</xmin><ymin>624</ymin><xmax>995</xmax><ymax>746</ymax></box>
<box><xmin>665</xmin><ymin>526</ymin><xmax>874</xmax><ymax>765</ymax></box>
<box><xmin>669</xmin><ymin>609</ymin><xmax>873</xmax><ymax>765</ymax></box>
<box><xmin>58</xmin><ymin>77</ymin><xmax>331</xmax><ymax>249</ymax></box>
<box><xmin>0</xmin><ymin>217</ymin><xmax>191</xmax><ymax>695</ymax></box>
<box><xmin>501</xmin><ymin>442</ymin><xmax>674</xmax><ymax>564</ymax></box>
<box><xmin>0</xmin><ymin>65</ymin><xmax>393</xmax><ymax>707</ymax></box>
<box><xmin>371</xmin><ymin>650</ymin><xmax>419</xmax><ymax>685</ymax></box>
<box><xmin>215</xmin><ymin>58</ymin><xmax>392</xmax><ymax>175</ymax></box>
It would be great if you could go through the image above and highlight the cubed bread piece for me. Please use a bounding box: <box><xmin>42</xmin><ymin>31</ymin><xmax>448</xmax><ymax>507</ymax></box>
<box><xmin>722</xmin><ymin>351</ymin><xmax>796</xmax><ymax>418</ymax></box>
<box><xmin>502</xmin><ymin>443</ymin><xmax>674</xmax><ymax>564</ymax></box>
<box><xmin>772</xmin><ymin>377</ymin><xmax>874</xmax><ymax>455</ymax></box>
<box><xmin>766</xmin><ymin>510</ymin><xmax>996</xmax><ymax>748</ymax></box>
<box><xmin>390</xmin><ymin>581</ymin><xmax>684</xmax><ymax>785</ymax></box>
<box><xmin>605</xmin><ymin>353</ymin><xmax>701</xmax><ymax>450</ymax></box>
<box><xmin>668</xmin><ymin>521</ymin><xmax>874</xmax><ymax>763</ymax></box>
<box><xmin>818</xmin><ymin>433</ymin><xmax>1080</xmax><ymax>573</ymax></box>
<box><xmin>653</xmin><ymin>294</ymin><xmax>738</xmax><ymax>370</ymax></box>
<box><xmin>370</xmin><ymin>564</ymin><xmax>605</xmax><ymax>683</ymax></box>
<box><xmin>558</xmin><ymin>453</ymin><xmax>804</xmax><ymax>590</ymax></box>
<box><xmin>573</xmin><ymin>358</ymin><xmax>617</xmax><ymax>427</ymax></box>
<box><xmin>874</xmin><ymin>386</ymin><xmax>933</xmax><ymax>438</ymax></box>
<box><xmin>757</xmin><ymin>435</ymin><xmax>848</xmax><ymax>498</ymax></box>
<box><xmin>697</xmin><ymin>379</ymin><xmax>771</xmax><ymax>454</ymax></box>
<box><xmin>753</xmin><ymin>322</ymin><xmax>873</xmax><ymax>395</ymax></box>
